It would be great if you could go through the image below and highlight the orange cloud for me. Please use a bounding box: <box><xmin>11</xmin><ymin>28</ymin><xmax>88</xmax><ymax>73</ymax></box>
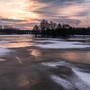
<box><xmin>58</xmin><ymin>4</ymin><xmax>87</xmax><ymax>18</ymax></box>
<box><xmin>0</xmin><ymin>0</ymin><xmax>40</xmax><ymax>20</ymax></box>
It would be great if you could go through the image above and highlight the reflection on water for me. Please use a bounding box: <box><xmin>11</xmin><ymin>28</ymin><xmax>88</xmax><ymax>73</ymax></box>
<box><xmin>0</xmin><ymin>35</ymin><xmax>33</xmax><ymax>48</ymax></box>
<box><xmin>29</xmin><ymin>49</ymin><xmax>90</xmax><ymax>64</ymax></box>
<box><xmin>30</xmin><ymin>49</ymin><xmax>43</xmax><ymax>62</ymax></box>
<box><xmin>59</xmin><ymin>51</ymin><xmax>90</xmax><ymax>64</ymax></box>
<box><xmin>31</xmin><ymin>49</ymin><xmax>42</xmax><ymax>57</ymax></box>
<box><xmin>0</xmin><ymin>42</ymin><xmax>32</xmax><ymax>48</ymax></box>
<box><xmin>18</xmin><ymin>74</ymin><xmax>38</xmax><ymax>88</ymax></box>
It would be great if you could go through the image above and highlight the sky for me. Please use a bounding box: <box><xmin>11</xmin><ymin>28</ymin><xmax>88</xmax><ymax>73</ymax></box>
<box><xmin>0</xmin><ymin>0</ymin><xmax>90</xmax><ymax>29</ymax></box>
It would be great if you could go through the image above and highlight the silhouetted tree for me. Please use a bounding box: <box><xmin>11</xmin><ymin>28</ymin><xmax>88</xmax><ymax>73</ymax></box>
<box><xmin>32</xmin><ymin>19</ymin><xmax>90</xmax><ymax>38</ymax></box>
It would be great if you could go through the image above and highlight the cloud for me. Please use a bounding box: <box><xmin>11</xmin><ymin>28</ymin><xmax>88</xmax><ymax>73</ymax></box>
<box><xmin>0</xmin><ymin>0</ymin><xmax>90</xmax><ymax>29</ymax></box>
<box><xmin>31</xmin><ymin>0</ymin><xmax>84</xmax><ymax>4</ymax></box>
<box><xmin>58</xmin><ymin>4</ymin><xmax>88</xmax><ymax>17</ymax></box>
<box><xmin>51</xmin><ymin>18</ymin><xmax>81</xmax><ymax>25</ymax></box>
<box><xmin>14</xmin><ymin>22</ymin><xmax>39</xmax><ymax>29</ymax></box>
<box><xmin>29</xmin><ymin>0</ymin><xmax>89</xmax><ymax>19</ymax></box>
<box><xmin>28</xmin><ymin>0</ymin><xmax>90</xmax><ymax>27</ymax></box>
<box><xmin>0</xmin><ymin>18</ymin><xmax>26</xmax><ymax>23</ymax></box>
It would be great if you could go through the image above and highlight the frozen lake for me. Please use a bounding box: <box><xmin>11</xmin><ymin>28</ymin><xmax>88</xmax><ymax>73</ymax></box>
<box><xmin>0</xmin><ymin>35</ymin><xmax>90</xmax><ymax>90</ymax></box>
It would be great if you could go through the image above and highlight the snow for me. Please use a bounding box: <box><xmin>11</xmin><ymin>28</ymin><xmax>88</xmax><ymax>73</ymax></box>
<box><xmin>50</xmin><ymin>75</ymin><xmax>74</xmax><ymax>90</ymax></box>
<box><xmin>0</xmin><ymin>59</ymin><xmax>6</xmax><ymax>61</ymax></box>
<box><xmin>50</xmin><ymin>70</ymin><xmax>90</xmax><ymax>90</ymax></box>
<box><xmin>41</xmin><ymin>61</ymin><xmax>69</xmax><ymax>67</ymax></box>
<box><xmin>0</xmin><ymin>40</ymin><xmax>12</xmax><ymax>55</ymax></box>
<box><xmin>0</xmin><ymin>41</ymin><xmax>9</xmax><ymax>44</ymax></box>
<box><xmin>42</xmin><ymin>61</ymin><xmax>90</xmax><ymax>86</ymax></box>
<box><xmin>34</xmin><ymin>40</ymin><xmax>90</xmax><ymax>49</ymax></box>
<box><xmin>42</xmin><ymin>61</ymin><xmax>90</xmax><ymax>90</ymax></box>
<box><xmin>0</xmin><ymin>48</ymin><xmax>11</xmax><ymax>56</ymax></box>
<box><xmin>73</xmin><ymin>69</ymin><xmax>90</xmax><ymax>85</ymax></box>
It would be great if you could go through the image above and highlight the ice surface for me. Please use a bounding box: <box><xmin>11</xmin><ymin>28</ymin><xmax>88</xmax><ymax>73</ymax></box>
<box><xmin>50</xmin><ymin>75</ymin><xmax>74</xmax><ymax>90</ymax></box>
<box><xmin>35</xmin><ymin>40</ymin><xmax>90</xmax><ymax>49</ymax></box>
<box><xmin>50</xmin><ymin>70</ymin><xmax>90</xmax><ymax>90</ymax></box>
<box><xmin>0</xmin><ymin>41</ymin><xmax>9</xmax><ymax>44</ymax></box>
<box><xmin>0</xmin><ymin>48</ymin><xmax>11</xmax><ymax>56</ymax></box>
<box><xmin>73</xmin><ymin>69</ymin><xmax>90</xmax><ymax>85</ymax></box>
<box><xmin>41</xmin><ymin>61</ymin><xmax>69</xmax><ymax>67</ymax></box>
<box><xmin>0</xmin><ymin>59</ymin><xmax>6</xmax><ymax>61</ymax></box>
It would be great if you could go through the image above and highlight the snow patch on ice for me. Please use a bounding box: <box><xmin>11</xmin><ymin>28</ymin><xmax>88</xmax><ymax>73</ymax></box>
<box><xmin>0</xmin><ymin>48</ymin><xmax>11</xmax><ymax>56</ymax></box>
<box><xmin>50</xmin><ymin>75</ymin><xmax>74</xmax><ymax>90</ymax></box>
<box><xmin>73</xmin><ymin>69</ymin><xmax>90</xmax><ymax>85</ymax></box>
<box><xmin>35</xmin><ymin>40</ymin><xmax>90</xmax><ymax>49</ymax></box>
<box><xmin>41</xmin><ymin>61</ymin><xmax>69</xmax><ymax>67</ymax></box>
<box><xmin>0</xmin><ymin>41</ymin><xmax>9</xmax><ymax>44</ymax></box>
<box><xmin>0</xmin><ymin>59</ymin><xmax>6</xmax><ymax>61</ymax></box>
<box><xmin>50</xmin><ymin>72</ymin><xmax>90</xmax><ymax>90</ymax></box>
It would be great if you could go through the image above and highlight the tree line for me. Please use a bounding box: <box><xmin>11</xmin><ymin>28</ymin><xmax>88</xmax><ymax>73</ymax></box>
<box><xmin>0</xmin><ymin>28</ymin><xmax>32</xmax><ymax>35</ymax></box>
<box><xmin>33</xmin><ymin>19</ymin><xmax>90</xmax><ymax>38</ymax></box>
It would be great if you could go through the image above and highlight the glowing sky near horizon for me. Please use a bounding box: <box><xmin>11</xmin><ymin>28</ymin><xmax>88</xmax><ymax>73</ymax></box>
<box><xmin>0</xmin><ymin>0</ymin><xmax>90</xmax><ymax>29</ymax></box>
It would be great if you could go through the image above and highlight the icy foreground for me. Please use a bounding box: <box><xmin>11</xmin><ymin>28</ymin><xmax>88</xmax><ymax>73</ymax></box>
<box><xmin>41</xmin><ymin>61</ymin><xmax>90</xmax><ymax>90</ymax></box>
<box><xmin>0</xmin><ymin>36</ymin><xmax>90</xmax><ymax>90</ymax></box>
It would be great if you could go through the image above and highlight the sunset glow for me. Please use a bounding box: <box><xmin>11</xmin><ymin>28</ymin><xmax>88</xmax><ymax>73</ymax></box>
<box><xmin>0</xmin><ymin>0</ymin><xmax>90</xmax><ymax>29</ymax></box>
